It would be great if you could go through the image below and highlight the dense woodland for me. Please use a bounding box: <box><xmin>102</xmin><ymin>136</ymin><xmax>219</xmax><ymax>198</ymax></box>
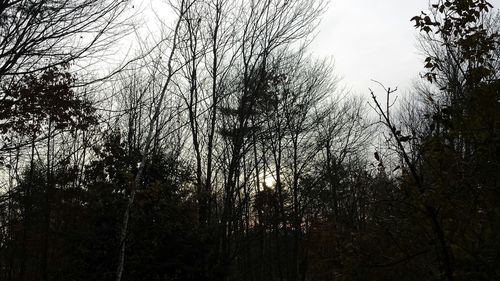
<box><xmin>0</xmin><ymin>0</ymin><xmax>499</xmax><ymax>280</ymax></box>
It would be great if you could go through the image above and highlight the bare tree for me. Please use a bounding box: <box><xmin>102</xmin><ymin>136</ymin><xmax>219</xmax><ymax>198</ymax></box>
<box><xmin>114</xmin><ymin>1</ymin><xmax>196</xmax><ymax>280</ymax></box>
<box><xmin>0</xmin><ymin>0</ymin><xmax>129</xmax><ymax>80</ymax></box>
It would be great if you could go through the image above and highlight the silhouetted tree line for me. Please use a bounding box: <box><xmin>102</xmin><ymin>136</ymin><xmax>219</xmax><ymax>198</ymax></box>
<box><xmin>0</xmin><ymin>0</ymin><xmax>499</xmax><ymax>281</ymax></box>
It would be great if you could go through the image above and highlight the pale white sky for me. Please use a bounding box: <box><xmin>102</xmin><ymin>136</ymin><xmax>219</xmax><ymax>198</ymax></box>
<box><xmin>312</xmin><ymin>0</ymin><xmax>500</xmax><ymax>94</ymax></box>
<box><xmin>125</xmin><ymin>0</ymin><xmax>500</xmax><ymax>96</ymax></box>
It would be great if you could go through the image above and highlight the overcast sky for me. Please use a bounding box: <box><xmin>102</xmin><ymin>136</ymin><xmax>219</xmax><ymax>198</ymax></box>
<box><xmin>312</xmin><ymin>0</ymin><xmax>500</xmax><ymax>95</ymax></box>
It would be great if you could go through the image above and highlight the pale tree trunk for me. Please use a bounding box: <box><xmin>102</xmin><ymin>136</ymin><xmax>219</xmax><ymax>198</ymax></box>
<box><xmin>114</xmin><ymin>2</ymin><xmax>193</xmax><ymax>280</ymax></box>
